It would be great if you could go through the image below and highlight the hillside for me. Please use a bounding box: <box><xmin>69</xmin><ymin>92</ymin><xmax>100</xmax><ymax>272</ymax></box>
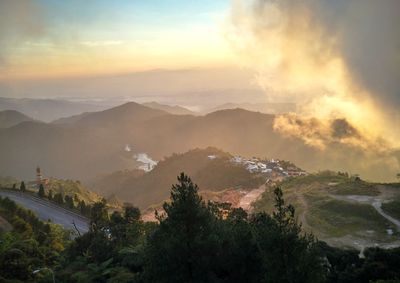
<box><xmin>51</xmin><ymin>112</ymin><xmax>92</xmax><ymax>124</ymax></box>
<box><xmin>0</xmin><ymin>96</ymin><xmax>106</xmax><ymax>122</ymax></box>
<box><xmin>75</xmin><ymin>101</ymin><xmax>168</xmax><ymax>126</ymax></box>
<box><xmin>0</xmin><ymin>110</ymin><xmax>34</xmax><ymax>128</ymax></box>
<box><xmin>0</xmin><ymin>102</ymin><xmax>398</xmax><ymax>182</ymax></box>
<box><xmin>88</xmin><ymin>169</ymin><xmax>145</xmax><ymax>196</ymax></box>
<box><xmin>0</xmin><ymin>176</ymin><xmax>101</xmax><ymax>205</ymax></box>
<box><xmin>253</xmin><ymin>171</ymin><xmax>400</xmax><ymax>249</ymax></box>
<box><xmin>44</xmin><ymin>179</ymin><xmax>102</xmax><ymax>204</ymax></box>
<box><xmin>89</xmin><ymin>148</ymin><xmax>269</xmax><ymax>209</ymax></box>
<box><xmin>142</xmin><ymin>101</ymin><xmax>196</xmax><ymax>115</ymax></box>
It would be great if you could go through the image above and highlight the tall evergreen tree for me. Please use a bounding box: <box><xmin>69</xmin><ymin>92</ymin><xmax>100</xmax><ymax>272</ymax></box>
<box><xmin>38</xmin><ymin>184</ymin><xmax>45</xmax><ymax>198</ymax></box>
<box><xmin>20</xmin><ymin>181</ymin><xmax>26</xmax><ymax>192</ymax></box>
<box><xmin>53</xmin><ymin>193</ymin><xmax>64</xmax><ymax>205</ymax></box>
<box><xmin>90</xmin><ymin>199</ymin><xmax>109</xmax><ymax>233</ymax></box>
<box><xmin>144</xmin><ymin>173</ymin><xmax>219</xmax><ymax>283</ymax></box>
<box><xmin>250</xmin><ymin>187</ymin><xmax>326</xmax><ymax>283</ymax></box>
<box><xmin>64</xmin><ymin>195</ymin><xmax>74</xmax><ymax>209</ymax></box>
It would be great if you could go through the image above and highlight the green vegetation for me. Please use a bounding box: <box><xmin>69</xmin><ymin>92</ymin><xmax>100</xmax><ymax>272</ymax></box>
<box><xmin>20</xmin><ymin>181</ymin><xmax>26</xmax><ymax>192</ymax></box>
<box><xmin>2</xmin><ymin>172</ymin><xmax>400</xmax><ymax>282</ymax></box>
<box><xmin>307</xmin><ymin>198</ymin><xmax>393</xmax><ymax>237</ymax></box>
<box><xmin>328</xmin><ymin>180</ymin><xmax>379</xmax><ymax>196</ymax></box>
<box><xmin>253</xmin><ymin>171</ymin><xmax>398</xmax><ymax>241</ymax></box>
<box><xmin>0</xmin><ymin>196</ymin><xmax>69</xmax><ymax>282</ymax></box>
<box><xmin>192</xmin><ymin>155</ymin><xmax>264</xmax><ymax>189</ymax></box>
<box><xmin>382</xmin><ymin>200</ymin><xmax>400</xmax><ymax>220</ymax></box>
<box><xmin>0</xmin><ymin>176</ymin><xmax>19</xmax><ymax>187</ymax></box>
<box><xmin>46</xmin><ymin>179</ymin><xmax>101</xmax><ymax>204</ymax></box>
<box><xmin>38</xmin><ymin>184</ymin><xmax>45</xmax><ymax>198</ymax></box>
<box><xmin>96</xmin><ymin>148</ymin><xmax>265</xmax><ymax>209</ymax></box>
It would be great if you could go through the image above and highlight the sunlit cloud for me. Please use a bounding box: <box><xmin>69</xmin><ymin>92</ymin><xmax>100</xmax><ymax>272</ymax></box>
<box><xmin>228</xmin><ymin>0</ymin><xmax>400</xmax><ymax>148</ymax></box>
<box><xmin>80</xmin><ymin>40</ymin><xmax>124</xmax><ymax>47</ymax></box>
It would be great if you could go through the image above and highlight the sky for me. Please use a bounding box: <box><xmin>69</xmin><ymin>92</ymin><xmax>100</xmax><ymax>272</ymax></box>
<box><xmin>0</xmin><ymin>0</ymin><xmax>234</xmax><ymax>79</ymax></box>
<box><xmin>0</xmin><ymin>0</ymin><xmax>399</xmax><ymax>133</ymax></box>
<box><xmin>0</xmin><ymin>0</ymin><xmax>399</xmax><ymax>179</ymax></box>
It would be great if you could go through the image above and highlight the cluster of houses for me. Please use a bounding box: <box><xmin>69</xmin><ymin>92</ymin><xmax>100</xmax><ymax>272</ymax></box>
<box><xmin>229</xmin><ymin>156</ymin><xmax>307</xmax><ymax>179</ymax></box>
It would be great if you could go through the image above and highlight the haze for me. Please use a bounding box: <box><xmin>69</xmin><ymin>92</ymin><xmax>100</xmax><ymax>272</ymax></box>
<box><xmin>0</xmin><ymin>0</ymin><xmax>399</xmax><ymax>181</ymax></box>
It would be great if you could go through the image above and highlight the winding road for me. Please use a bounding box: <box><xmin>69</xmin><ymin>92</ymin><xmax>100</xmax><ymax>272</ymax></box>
<box><xmin>0</xmin><ymin>190</ymin><xmax>89</xmax><ymax>234</ymax></box>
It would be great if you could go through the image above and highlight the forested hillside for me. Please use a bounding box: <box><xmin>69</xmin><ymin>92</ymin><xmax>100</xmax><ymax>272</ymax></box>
<box><xmin>90</xmin><ymin>148</ymin><xmax>266</xmax><ymax>208</ymax></box>
<box><xmin>1</xmin><ymin>173</ymin><xmax>400</xmax><ymax>283</ymax></box>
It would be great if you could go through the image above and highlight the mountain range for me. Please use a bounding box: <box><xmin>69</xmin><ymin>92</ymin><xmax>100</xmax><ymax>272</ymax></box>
<box><xmin>0</xmin><ymin>97</ymin><xmax>107</xmax><ymax>122</ymax></box>
<box><xmin>0</xmin><ymin>110</ymin><xmax>34</xmax><ymax>128</ymax></box>
<box><xmin>142</xmin><ymin>102</ymin><xmax>196</xmax><ymax>115</ymax></box>
<box><xmin>0</xmin><ymin>101</ymin><xmax>398</xmax><ymax>183</ymax></box>
<box><xmin>203</xmin><ymin>102</ymin><xmax>296</xmax><ymax>115</ymax></box>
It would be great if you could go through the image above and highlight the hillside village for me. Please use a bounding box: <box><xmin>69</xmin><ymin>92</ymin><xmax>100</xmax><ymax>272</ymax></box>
<box><xmin>208</xmin><ymin>154</ymin><xmax>307</xmax><ymax>180</ymax></box>
<box><xmin>133</xmin><ymin>149</ymin><xmax>308</xmax><ymax>182</ymax></box>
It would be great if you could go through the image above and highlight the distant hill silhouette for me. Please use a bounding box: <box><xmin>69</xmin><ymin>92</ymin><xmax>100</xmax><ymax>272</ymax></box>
<box><xmin>0</xmin><ymin>110</ymin><xmax>34</xmax><ymax>128</ymax></box>
<box><xmin>204</xmin><ymin>102</ymin><xmax>296</xmax><ymax>115</ymax></box>
<box><xmin>0</xmin><ymin>97</ymin><xmax>106</xmax><ymax>122</ymax></box>
<box><xmin>142</xmin><ymin>102</ymin><xmax>196</xmax><ymax>115</ymax></box>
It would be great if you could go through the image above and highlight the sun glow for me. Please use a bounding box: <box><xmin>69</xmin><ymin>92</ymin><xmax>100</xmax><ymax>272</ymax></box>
<box><xmin>229</xmin><ymin>0</ymin><xmax>400</xmax><ymax>149</ymax></box>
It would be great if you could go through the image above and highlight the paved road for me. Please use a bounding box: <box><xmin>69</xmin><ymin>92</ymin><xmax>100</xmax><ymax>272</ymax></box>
<box><xmin>0</xmin><ymin>190</ymin><xmax>89</xmax><ymax>234</ymax></box>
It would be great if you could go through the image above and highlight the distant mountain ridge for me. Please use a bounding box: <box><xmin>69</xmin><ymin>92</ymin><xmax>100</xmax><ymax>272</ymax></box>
<box><xmin>0</xmin><ymin>110</ymin><xmax>34</xmax><ymax>128</ymax></box>
<box><xmin>0</xmin><ymin>97</ymin><xmax>107</xmax><ymax>122</ymax></box>
<box><xmin>142</xmin><ymin>102</ymin><xmax>196</xmax><ymax>115</ymax></box>
<box><xmin>204</xmin><ymin>102</ymin><xmax>297</xmax><ymax>115</ymax></box>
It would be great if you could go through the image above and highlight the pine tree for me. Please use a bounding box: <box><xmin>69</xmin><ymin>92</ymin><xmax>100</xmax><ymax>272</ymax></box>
<box><xmin>78</xmin><ymin>200</ymin><xmax>87</xmax><ymax>215</ymax></box>
<box><xmin>250</xmin><ymin>187</ymin><xmax>325</xmax><ymax>283</ymax></box>
<box><xmin>144</xmin><ymin>173</ymin><xmax>218</xmax><ymax>282</ymax></box>
<box><xmin>20</xmin><ymin>181</ymin><xmax>26</xmax><ymax>192</ymax></box>
<box><xmin>38</xmin><ymin>184</ymin><xmax>45</xmax><ymax>198</ymax></box>
<box><xmin>90</xmin><ymin>199</ymin><xmax>109</xmax><ymax>232</ymax></box>
<box><xmin>54</xmin><ymin>193</ymin><xmax>64</xmax><ymax>205</ymax></box>
<box><xmin>65</xmin><ymin>195</ymin><xmax>74</xmax><ymax>209</ymax></box>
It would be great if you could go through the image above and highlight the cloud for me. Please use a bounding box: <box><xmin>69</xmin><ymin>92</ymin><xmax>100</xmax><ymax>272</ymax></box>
<box><xmin>228</xmin><ymin>0</ymin><xmax>400</xmax><ymax>147</ymax></box>
<box><xmin>80</xmin><ymin>40</ymin><xmax>124</xmax><ymax>47</ymax></box>
<box><xmin>0</xmin><ymin>0</ymin><xmax>46</xmax><ymax>66</ymax></box>
<box><xmin>228</xmin><ymin>1</ymin><xmax>400</xmax><ymax>180</ymax></box>
<box><xmin>274</xmin><ymin>114</ymin><xmax>388</xmax><ymax>151</ymax></box>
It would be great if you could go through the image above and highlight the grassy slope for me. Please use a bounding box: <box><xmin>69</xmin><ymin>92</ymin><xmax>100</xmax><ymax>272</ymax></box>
<box><xmin>382</xmin><ymin>200</ymin><xmax>400</xmax><ymax>220</ymax></box>
<box><xmin>253</xmin><ymin>171</ymin><xmax>399</xmax><ymax>244</ymax></box>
